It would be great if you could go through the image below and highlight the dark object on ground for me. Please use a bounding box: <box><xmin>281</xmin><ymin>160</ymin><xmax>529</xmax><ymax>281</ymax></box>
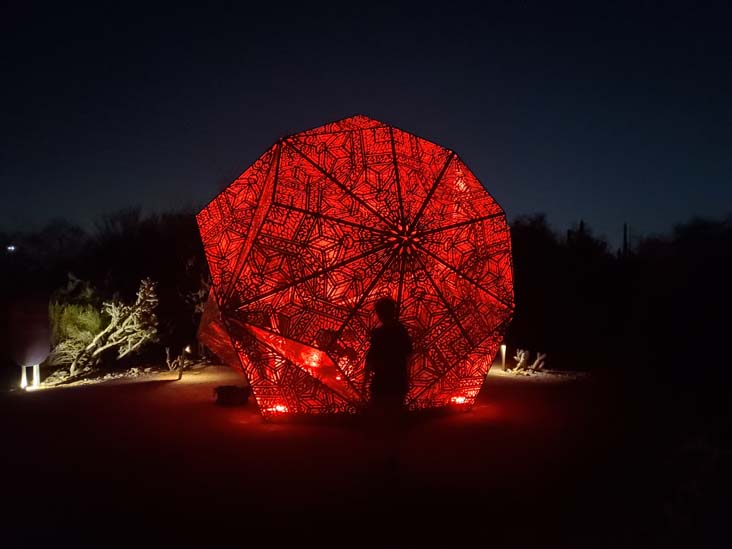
<box><xmin>213</xmin><ymin>385</ymin><xmax>250</xmax><ymax>406</ymax></box>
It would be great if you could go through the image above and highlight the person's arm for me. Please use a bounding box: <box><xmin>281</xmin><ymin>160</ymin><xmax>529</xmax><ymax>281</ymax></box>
<box><xmin>363</xmin><ymin>330</ymin><xmax>378</xmax><ymax>392</ymax></box>
<box><xmin>365</xmin><ymin>332</ymin><xmax>376</xmax><ymax>374</ymax></box>
<box><xmin>402</xmin><ymin>325</ymin><xmax>413</xmax><ymax>355</ymax></box>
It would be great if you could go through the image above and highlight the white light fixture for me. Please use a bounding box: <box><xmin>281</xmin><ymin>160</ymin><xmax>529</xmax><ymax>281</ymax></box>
<box><xmin>500</xmin><ymin>344</ymin><xmax>507</xmax><ymax>370</ymax></box>
<box><xmin>6</xmin><ymin>244</ymin><xmax>16</xmax><ymax>253</ymax></box>
<box><xmin>21</xmin><ymin>364</ymin><xmax>40</xmax><ymax>391</ymax></box>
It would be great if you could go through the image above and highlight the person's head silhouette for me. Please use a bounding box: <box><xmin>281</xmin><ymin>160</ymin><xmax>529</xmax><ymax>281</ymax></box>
<box><xmin>374</xmin><ymin>297</ymin><xmax>397</xmax><ymax>324</ymax></box>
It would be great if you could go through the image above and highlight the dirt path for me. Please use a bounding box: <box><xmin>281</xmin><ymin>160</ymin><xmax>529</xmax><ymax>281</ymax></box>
<box><xmin>0</xmin><ymin>366</ymin><xmax>646</xmax><ymax>547</ymax></box>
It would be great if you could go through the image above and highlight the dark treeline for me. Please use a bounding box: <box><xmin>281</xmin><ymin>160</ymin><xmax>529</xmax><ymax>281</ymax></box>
<box><xmin>0</xmin><ymin>208</ymin><xmax>208</xmax><ymax>374</ymax></box>
<box><xmin>508</xmin><ymin>213</ymin><xmax>732</xmax><ymax>416</ymax></box>
<box><xmin>507</xmin><ymin>215</ymin><xmax>620</xmax><ymax>371</ymax></box>
<box><xmin>2</xmin><ymin>209</ymin><xmax>731</xmax><ymax>414</ymax></box>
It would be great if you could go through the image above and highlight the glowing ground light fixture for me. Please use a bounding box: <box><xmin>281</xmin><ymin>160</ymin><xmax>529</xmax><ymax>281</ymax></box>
<box><xmin>197</xmin><ymin>115</ymin><xmax>514</xmax><ymax>418</ymax></box>
<box><xmin>20</xmin><ymin>364</ymin><xmax>40</xmax><ymax>391</ymax></box>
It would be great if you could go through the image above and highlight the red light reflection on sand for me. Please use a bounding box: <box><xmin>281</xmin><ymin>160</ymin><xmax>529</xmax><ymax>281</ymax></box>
<box><xmin>265</xmin><ymin>404</ymin><xmax>289</xmax><ymax>414</ymax></box>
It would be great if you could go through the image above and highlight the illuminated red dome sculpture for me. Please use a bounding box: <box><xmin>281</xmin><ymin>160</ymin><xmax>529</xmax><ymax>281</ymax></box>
<box><xmin>197</xmin><ymin>115</ymin><xmax>513</xmax><ymax>418</ymax></box>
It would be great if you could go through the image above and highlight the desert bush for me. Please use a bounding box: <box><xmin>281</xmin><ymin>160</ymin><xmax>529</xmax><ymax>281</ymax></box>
<box><xmin>49</xmin><ymin>303</ymin><xmax>105</xmax><ymax>347</ymax></box>
<box><xmin>47</xmin><ymin>277</ymin><xmax>159</xmax><ymax>376</ymax></box>
<box><xmin>47</xmin><ymin>275</ymin><xmax>106</xmax><ymax>367</ymax></box>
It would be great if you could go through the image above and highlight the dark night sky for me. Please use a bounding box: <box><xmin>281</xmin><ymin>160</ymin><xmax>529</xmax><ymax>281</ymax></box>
<box><xmin>3</xmin><ymin>1</ymin><xmax>730</xmax><ymax>248</ymax></box>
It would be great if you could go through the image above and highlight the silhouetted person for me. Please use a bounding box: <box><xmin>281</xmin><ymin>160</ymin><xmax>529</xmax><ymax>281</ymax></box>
<box><xmin>363</xmin><ymin>297</ymin><xmax>412</xmax><ymax>492</ymax></box>
<box><xmin>364</xmin><ymin>297</ymin><xmax>412</xmax><ymax>418</ymax></box>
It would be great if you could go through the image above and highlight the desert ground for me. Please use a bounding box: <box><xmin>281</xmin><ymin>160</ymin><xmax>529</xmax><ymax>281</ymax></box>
<box><xmin>0</xmin><ymin>364</ymin><xmax>719</xmax><ymax>548</ymax></box>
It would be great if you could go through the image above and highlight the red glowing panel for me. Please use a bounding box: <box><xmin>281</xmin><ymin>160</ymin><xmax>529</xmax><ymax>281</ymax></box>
<box><xmin>197</xmin><ymin>115</ymin><xmax>514</xmax><ymax>417</ymax></box>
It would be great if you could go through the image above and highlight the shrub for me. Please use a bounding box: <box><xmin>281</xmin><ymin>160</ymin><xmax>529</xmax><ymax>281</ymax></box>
<box><xmin>49</xmin><ymin>302</ymin><xmax>105</xmax><ymax>347</ymax></box>
<box><xmin>46</xmin><ymin>277</ymin><xmax>158</xmax><ymax>376</ymax></box>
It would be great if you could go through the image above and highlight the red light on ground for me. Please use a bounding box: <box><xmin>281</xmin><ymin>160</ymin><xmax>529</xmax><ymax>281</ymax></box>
<box><xmin>266</xmin><ymin>404</ymin><xmax>289</xmax><ymax>414</ymax></box>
